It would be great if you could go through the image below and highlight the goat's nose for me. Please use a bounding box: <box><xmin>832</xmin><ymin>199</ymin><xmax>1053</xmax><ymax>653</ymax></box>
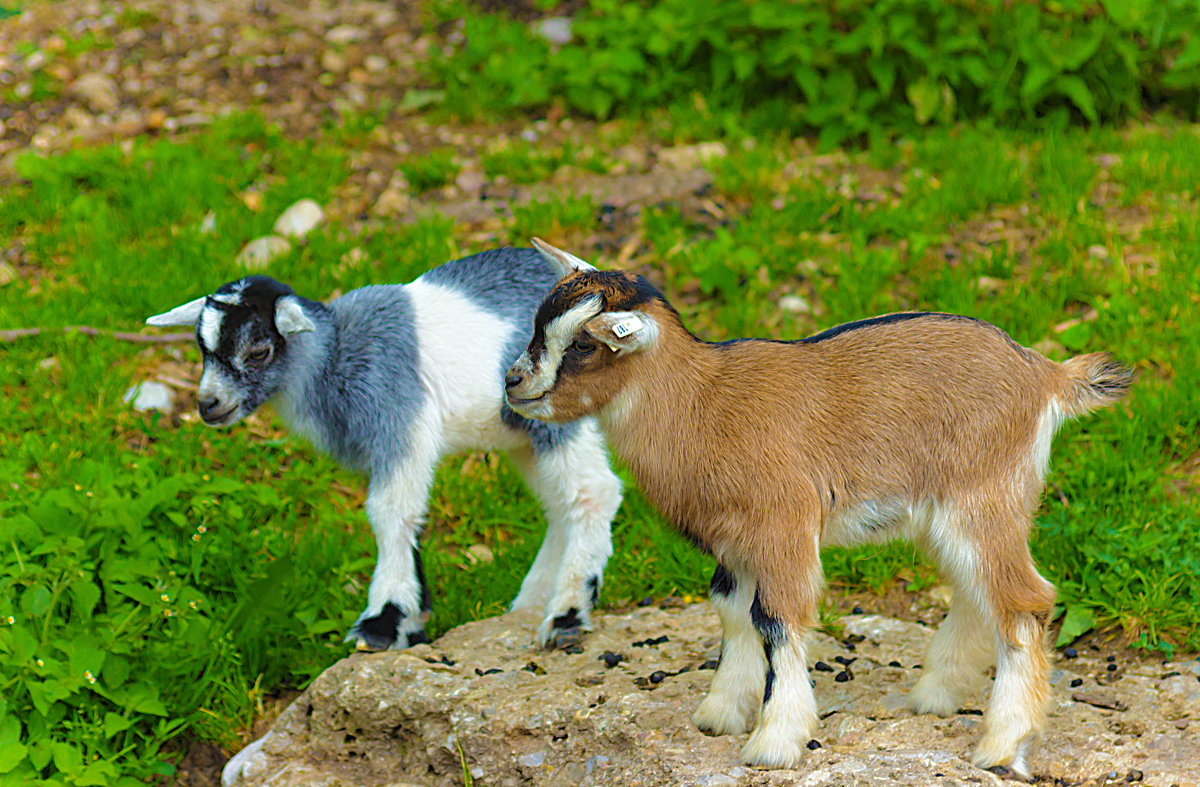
<box><xmin>504</xmin><ymin>371</ymin><xmax>523</xmax><ymax>390</ymax></box>
<box><xmin>198</xmin><ymin>395</ymin><xmax>222</xmax><ymax>417</ymax></box>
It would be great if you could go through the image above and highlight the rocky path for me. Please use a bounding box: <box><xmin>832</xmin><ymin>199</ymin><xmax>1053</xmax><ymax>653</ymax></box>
<box><xmin>225</xmin><ymin>604</ymin><xmax>1200</xmax><ymax>787</ymax></box>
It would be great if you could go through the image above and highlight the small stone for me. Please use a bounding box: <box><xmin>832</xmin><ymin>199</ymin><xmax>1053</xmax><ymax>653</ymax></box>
<box><xmin>273</xmin><ymin>199</ymin><xmax>324</xmax><ymax>239</ymax></box>
<box><xmin>1125</xmin><ymin>769</ymin><xmax>1143</xmax><ymax>782</ymax></box>
<box><xmin>1070</xmin><ymin>678</ymin><xmax>1083</xmax><ymax>688</ymax></box>
<box><xmin>466</xmin><ymin>544</ymin><xmax>493</xmax><ymax>564</ymax></box>
<box><xmin>834</xmin><ymin>655</ymin><xmax>856</xmax><ymax>666</ymax></box>
<box><xmin>199</xmin><ymin>211</ymin><xmax>217</xmax><ymax>235</ymax></box>
<box><xmin>600</xmin><ymin>651</ymin><xmax>622</xmax><ymax>668</ymax></box>
<box><xmin>637</xmin><ymin>596</ymin><xmax>654</xmax><ymax>607</ymax></box>
<box><xmin>364</xmin><ymin>54</ymin><xmax>389</xmax><ymax>73</ymax></box>
<box><xmin>851</xmin><ymin>605</ymin><xmax>864</xmax><ymax>615</ymax></box>
<box><xmin>657</xmin><ymin>141</ymin><xmax>727</xmax><ymax>170</ymax></box>
<box><xmin>1107</xmin><ymin>663</ymin><xmax>1118</xmax><ymax>672</ymax></box>
<box><xmin>779</xmin><ymin>295</ymin><xmax>810</xmax><ymax>314</ymax></box>
<box><xmin>698</xmin><ymin>659</ymin><xmax>719</xmax><ymax>670</ymax></box>
<box><xmin>1064</xmin><ymin>646</ymin><xmax>1078</xmax><ymax>659</ymax></box>
<box><xmin>648</xmin><ymin>670</ymin><xmax>667</xmax><ymax>684</ymax></box>
<box><xmin>1088</xmin><ymin>244</ymin><xmax>1110</xmax><ymax>260</ymax></box>
<box><xmin>0</xmin><ymin>261</ymin><xmax>15</xmax><ymax>286</ymax></box>
<box><xmin>834</xmin><ymin>670</ymin><xmax>851</xmax><ymax>682</ymax></box>
<box><xmin>517</xmin><ymin>751</ymin><xmax>545</xmax><ymax>768</ymax></box>
<box><xmin>320</xmin><ymin>50</ymin><xmax>346</xmax><ymax>73</ymax></box>
<box><xmin>455</xmin><ymin>167</ymin><xmax>485</xmax><ymax>194</ymax></box>
<box><xmin>71</xmin><ymin>73</ymin><xmax>120</xmax><ymax>113</ymax></box>
<box><xmin>236</xmin><ymin>236</ymin><xmax>292</xmax><ymax>271</ymax></box>
<box><xmin>889</xmin><ymin>661</ymin><xmax>902</xmax><ymax>668</ymax></box>
<box><xmin>806</xmin><ymin>739</ymin><xmax>821</xmax><ymax>750</ymax></box>
<box><xmin>124</xmin><ymin>381</ymin><xmax>175</xmax><ymax>414</ymax></box>
<box><xmin>814</xmin><ymin>661</ymin><xmax>834</xmax><ymax>672</ymax></box>
<box><xmin>325</xmin><ymin>25</ymin><xmax>367</xmax><ymax>45</ymax></box>
<box><xmin>1106</xmin><ymin>655</ymin><xmax>1117</xmax><ymax>662</ymax></box>
<box><xmin>533</xmin><ymin>17</ymin><xmax>573</xmax><ymax>45</ymax></box>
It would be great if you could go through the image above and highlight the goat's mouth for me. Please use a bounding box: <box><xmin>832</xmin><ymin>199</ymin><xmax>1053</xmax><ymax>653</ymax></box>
<box><xmin>201</xmin><ymin>405</ymin><xmax>240</xmax><ymax>426</ymax></box>
<box><xmin>505</xmin><ymin>392</ymin><xmax>546</xmax><ymax>407</ymax></box>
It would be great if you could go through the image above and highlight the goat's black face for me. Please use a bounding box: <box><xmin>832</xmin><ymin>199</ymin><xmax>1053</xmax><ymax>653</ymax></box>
<box><xmin>195</xmin><ymin>277</ymin><xmax>298</xmax><ymax>427</ymax></box>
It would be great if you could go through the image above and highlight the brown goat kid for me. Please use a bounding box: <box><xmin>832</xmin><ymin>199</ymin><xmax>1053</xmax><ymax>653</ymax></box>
<box><xmin>505</xmin><ymin>240</ymin><xmax>1133</xmax><ymax>778</ymax></box>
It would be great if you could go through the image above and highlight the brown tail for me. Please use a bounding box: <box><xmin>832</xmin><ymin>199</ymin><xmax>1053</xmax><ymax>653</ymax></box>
<box><xmin>1059</xmin><ymin>352</ymin><xmax>1134</xmax><ymax>419</ymax></box>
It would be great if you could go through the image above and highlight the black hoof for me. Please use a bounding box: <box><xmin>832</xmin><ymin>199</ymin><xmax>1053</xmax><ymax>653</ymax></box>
<box><xmin>347</xmin><ymin>603</ymin><xmax>403</xmax><ymax>651</ymax></box>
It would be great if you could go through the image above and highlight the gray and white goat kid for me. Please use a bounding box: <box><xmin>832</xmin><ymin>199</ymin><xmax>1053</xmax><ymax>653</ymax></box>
<box><xmin>146</xmin><ymin>247</ymin><xmax>622</xmax><ymax>651</ymax></box>
<box><xmin>505</xmin><ymin>240</ymin><xmax>1133</xmax><ymax>778</ymax></box>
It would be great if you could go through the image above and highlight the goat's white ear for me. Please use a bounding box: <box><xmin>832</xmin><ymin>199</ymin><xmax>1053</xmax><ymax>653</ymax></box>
<box><xmin>275</xmin><ymin>296</ymin><xmax>315</xmax><ymax>336</ymax></box>
<box><xmin>146</xmin><ymin>296</ymin><xmax>206</xmax><ymax>327</ymax></box>
<box><xmin>532</xmin><ymin>237</ymin><xmax>596</xmax><ymax>277</ymax></box>
<box><xmin>584</xmin><ymin>311</ymin><xmax>657</xmax><ymax>355</ymax></box>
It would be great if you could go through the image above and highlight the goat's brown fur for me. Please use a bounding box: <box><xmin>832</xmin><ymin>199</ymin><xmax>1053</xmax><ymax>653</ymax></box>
<box><xmin>506</xmin><ymin>258</ymin><xmax>1133</xmax><ymax>774</ymax></box>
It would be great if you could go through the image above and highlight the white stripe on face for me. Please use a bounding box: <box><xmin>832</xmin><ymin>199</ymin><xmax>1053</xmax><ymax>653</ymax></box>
<box><xmin>210</xmin><ymin>292</ymin><xmax>242</xmax><ymax>305</ymax></box>
<box><xmin>527</xmin><ymin>294</ymin><xmax>603</xmax><ymax>395</ymax></box>
<box><xmin>198</xmin><ymin>304</ymin><xmax>224</xmax><ymax>354</ymax></box>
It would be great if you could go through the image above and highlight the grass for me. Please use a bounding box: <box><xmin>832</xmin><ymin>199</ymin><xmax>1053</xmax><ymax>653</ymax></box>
<box><xmin>1</xmin><ymin>110</ymin><xmax>1197</xmax><ymax>783</ymax></box>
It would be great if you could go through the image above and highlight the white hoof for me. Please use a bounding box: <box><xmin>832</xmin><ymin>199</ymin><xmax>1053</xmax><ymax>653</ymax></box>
<box><xmin>908</xmin><ymin>674</ymin><xmax>960</xmax><ymax>717</ymax></box>
<box><xmin>971</xmin><ymin>732</ymin><xmax>1033</xmax><ymax>781</ymax></box>
<box><xmin>691</xmin><ymin>692</ymin><xmax>754</xmax><ymax>736</ymax></box>
<box><xmin>741</xmin><ymin>723</ymin><xmax>805</xmax><ymax>769</ymax></box>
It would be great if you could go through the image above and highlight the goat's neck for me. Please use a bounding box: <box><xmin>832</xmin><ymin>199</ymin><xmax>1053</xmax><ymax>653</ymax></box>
<box><xmin>597</xmin><ymin>324</ymin><xmax>720</xmax><ymax>494</ymax></box>
<box><xmin>272</xmin><ymin>303</ymin><xmax>336</xmax><ymax>440</ymax></box>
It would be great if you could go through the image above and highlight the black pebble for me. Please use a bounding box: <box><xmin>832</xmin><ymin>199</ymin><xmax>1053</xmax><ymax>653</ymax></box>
<box><xmin>844</xmin><ymin>643</ymin><xmax>857</xmax><ymax>652</ymax></box>
<box><xmin>600</xmin><ymin>651</ymin><xmax>623</xmax><ymax>668</ymax></box>
<box><xmin>1106</xmin><ymin>655</ymin><xmax>1116</xmax><ymax>662</ymax></box>
<box><xmin>1107</xmin><ymin>663</ymin><xmax>1118</xmax><ymax>672</ymax></box>
<box><xmin>632</xmin><ymin>635</ymin><xmax>669</xmax><ymax>648</ymax></box>
<box><xmin>888</xmin><ymin>661</ymin><xmax>902</xmax><ymax>668</ymax></box>
<box><xmin>637</xmin><ymin>596</ymin><xmax>654</xmax><ymax>607</ymax></box>
<box><xmin>1126</xmin><ymin>770</ymin><xmax>1144</xmax><ymax>783</ymax></box>
<box><xmin>835</xmin><ymin>670</ymin><xmax>852</xmax><ymax>682</ymax></box>
<box><xmin>1064</xmin><ymin>646</ymin><xmax>1078</xmax><ymax>659</ymax></box>
<box><xmin>834</xmin><ymin>655</ymin><xmax>856</xmax><ymax>666</ymax></box>
<box><xmin>806</xmin><ymin>739</ymin><xmax>821</xmax><ymax>750</ymax></box>
<box><xmin>1070</xmin><ymin>678</ymin><xmax>1083</xmax><ymax>688</ymax></box>
<box><xmin>852</xmin><ymin>605</ymin><xmax>863</xmax><ymax>615</ymax></box>
<box><xmin>814</xmin><ymin>661</ymin><xmax>834</xmax><ymax>672</ymax></box>
<box><xmin>649</xmin><ymin>670</ymin><xmax>667</xmax><ymax>684</ymax></box>
<box><xmin>699</xmin><ymin>659</ymin><xmax>719</xmax><ymax>670</ymax></box>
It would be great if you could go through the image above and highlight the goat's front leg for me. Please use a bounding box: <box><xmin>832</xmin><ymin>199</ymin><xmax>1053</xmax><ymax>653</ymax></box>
<box><xmin>740</xmin><ymin>585</ymin><xmax>820</xmax><ymax>769</ymax></box>
<box><xmin>514</xmin><ymin>421</ymin><xmax>621</xmax><ymax>650</ymax></box>
<box><xmin>692</xmin><ymin>564</ymin><xmax>765</xmax><ymax>735</ymax></box>
<box><xmin>346</xmin><ymin>448</ymin><xmax>439</xmax><ymax>651</ymax></box>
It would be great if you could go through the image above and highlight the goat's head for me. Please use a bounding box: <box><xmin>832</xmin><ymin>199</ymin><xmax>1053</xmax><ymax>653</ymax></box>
<box><xmin>146</xmin><ymin>276</ymin><xmax>314</xmax><ymax>427</ymax></box>
<box><xmin>505</xmin><ymin>239</ymin><xmax>666</xmax><ymax>423</ymax></box>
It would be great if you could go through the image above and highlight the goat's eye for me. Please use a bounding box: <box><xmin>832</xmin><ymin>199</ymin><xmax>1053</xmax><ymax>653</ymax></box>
<box><xmin>570</xmin><ymin>339</ymin><xmax>596</xmax><ymax>356</ymax></box>
<box><xmin>245</xmin><ymin>347</ymin><xmax>272</xmax><ymax>364</ymax></box>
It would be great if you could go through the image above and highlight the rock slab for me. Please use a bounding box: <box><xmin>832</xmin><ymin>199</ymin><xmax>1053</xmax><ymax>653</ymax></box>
<box><xmin>228</xmin><ymin>606</ymin><xmax>1200</xmax><ymax>787</ymax></box>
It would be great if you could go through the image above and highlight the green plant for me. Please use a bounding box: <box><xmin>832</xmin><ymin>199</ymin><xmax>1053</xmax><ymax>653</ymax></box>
<box><xmin>430</xmin><ymin>0</ymin><xmax>1200</xmax><ymax>143</ymax></box>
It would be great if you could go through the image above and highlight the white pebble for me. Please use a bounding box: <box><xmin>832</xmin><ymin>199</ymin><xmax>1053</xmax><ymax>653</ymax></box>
<box><xmin>273</xmin><ymin>198</ymin><xmax>324</xmax><ymax>239</ymax></box>
<box><xmin>236</xmin><ymin>236</ymin><xmax>292</xmax><ymax>271</ymax></box>
<box><xmin>124</xmin><ymin>381</ymin><xmax>174</xmax><ymax>414</ymax></box>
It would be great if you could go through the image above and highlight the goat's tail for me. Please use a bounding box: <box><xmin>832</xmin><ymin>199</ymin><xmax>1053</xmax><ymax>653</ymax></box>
<box><xmin>1058</xmin><ymin>352</ymin><xmax>1134</xmax><ymax>419</ymax></box>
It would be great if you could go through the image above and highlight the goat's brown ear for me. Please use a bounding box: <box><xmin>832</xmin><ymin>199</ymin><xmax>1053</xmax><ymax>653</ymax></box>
<box><xmin>584</xmin><ymin>311</ymin><xmax>656</xmax><ymax>355</ymax></box>
<box><xmin>532</xmin><ymin>237</ymin><xmax>596</xmax><ymax>278</ymax></box>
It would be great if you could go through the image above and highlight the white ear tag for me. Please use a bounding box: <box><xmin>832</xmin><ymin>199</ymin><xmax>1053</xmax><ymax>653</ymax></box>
<box><xmin>611</xmin><ymin>316</ymin><xmax>643</xmax><ymax>339</ymax></box>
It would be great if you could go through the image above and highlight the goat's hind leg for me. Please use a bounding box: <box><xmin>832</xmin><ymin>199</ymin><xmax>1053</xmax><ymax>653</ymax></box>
<box><xmin>692</xmin><ymin>564</ymin><xmax>765</xmax><ymax>736</ymax></box>
<box><xmin>909</xmin><ymin>585</ymin><xmax>995</xmax><ymax>716</ymax></box>
<box><xmin>940</xmin><ymin>501</ymin><xmax>1053</xmax><ymax>781</ymax></box>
